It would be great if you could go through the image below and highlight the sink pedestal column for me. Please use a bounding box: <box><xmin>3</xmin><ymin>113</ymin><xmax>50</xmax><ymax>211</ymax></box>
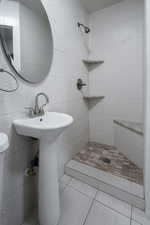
<box><xmin>39</xmin><ymin>139</ymin><xmax>60</xmax><ymax>225</ymax></box>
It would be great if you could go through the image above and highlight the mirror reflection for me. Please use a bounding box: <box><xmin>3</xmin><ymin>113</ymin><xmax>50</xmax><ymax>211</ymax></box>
<box><xmin>0</xmin><ymin>0</ymin><xmax>53</xmax><ymax>83</ymax></box>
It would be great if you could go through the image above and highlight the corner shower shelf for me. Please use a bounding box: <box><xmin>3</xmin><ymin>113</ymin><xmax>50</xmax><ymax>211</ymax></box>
<box><xmin>83</xmin><ymin>95</ymin><xmax>105</xmax><ymax>100</ymax></box>
<box><xmin>83</xmin><ymin>59</ymin><xmax>104</xmax><ymax>65</ymax></box>
<box><xmin>83</xmin><ymin>59</ymin><xmax>104</xmax><ymax>67</ymax></box>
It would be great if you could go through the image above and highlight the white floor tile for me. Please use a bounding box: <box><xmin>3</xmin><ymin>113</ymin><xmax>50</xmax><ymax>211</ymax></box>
<box><xmin>95</xmin><ymin>191</ymin><xmax>131</xmax><ymax>217</ymax></box>
<box><xmin>69</xmin><ymin>178</ymin><xmax>97</xmax><ymax>198</ymax></box>
<box><xmin>132</xmin><ymin>207</ymin><xmax>150</xmax><ymax>225</ymax></box>
<box><xmin>60</xmin><ymin>175</ymin><xmax>72</xmax><ymax>186</ymax></box>
<box><xmin>59</xmin><ymin>175</ymin><xmax>72</xmax><ymax>193</ymax></box>
<box><xmin>59</xmin><ymin>182</ymin><xmax>66</xmax><ymax>193</ymax></box>
<box><xmin>66</xmin><ymin>162</ymin><xmax>145</xmax><ymax>209</ymax></box>
<box><xmin>66</xmin><ymin>160</ymin><xmax>144</xmax><ymax>198</ymax></box>
<box><xmin>84</xmin><ymin>201</ymin><xmax>130</xmax><ymax>225</ymax></box>
<box><xmin>58</xmin><ymin>186</ymin><xmax>93</xmax><ymax>225</ymax></box>
<box><xmin>131</xmin><ymin>221</ymin><xmax>141</xmax><ymax>225</ymax></box>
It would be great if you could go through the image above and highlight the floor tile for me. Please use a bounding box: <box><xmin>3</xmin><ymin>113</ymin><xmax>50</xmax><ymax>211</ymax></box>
<box><xmin>68</xmin><ymin>178</ymin><xmax>97</xmax><ymax>198</ymax></box>
<box><xmin>59</xmin><ymin>175</ymin><xmax>72</xmax><ymax>193</ymax></box>
<box><xmin>58</xmin><ymin>186</ymin><xmax>93</xmax><ymax>225</ymax></box>
<box><xmin>59</xmin><ymin>182</ymin><xmax>66</xmax><ymax>194</ymax></box>
<box><xmin>95</xmin><ymin>191</ymin><xmax>131</xmax><ymax>217</ymax></box>
<box><xmin>131</xmin><ymin>221</ymin><xmax>141</xmax><ymax>225</ymax></box>
<box><xmin>66</xmin><ymin>160</ymin><xmax>144</xmax><ymax>198</ymax></box>
<box><xmin>66</xmin><ymin>160</ymin><xmax>145</xmax><ymax>209</ymax></box>
<box><xmin>132</xmin><ymin>207</ymin><xmax>150</xmax><ymax>225</ymax></box>
<box><xmin>60</xmin><ymin>175</ymin><xmax>72</xmax><ymax>186</ymax></box>
<box><xmin>84</xmin><ymin>201</ymin><xmax>130</xmax><ymax>225</ymax></box>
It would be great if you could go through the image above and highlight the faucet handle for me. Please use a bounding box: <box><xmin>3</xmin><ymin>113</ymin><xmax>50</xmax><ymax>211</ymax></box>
<box><xmin>39</xmin><ymin>104</ymin><xmax>47</xmax><ymax>114</ymax></box>
<box><xmin>24</xmin><ymin>107</ymin><xmax>35</xmax><ymax>117</ymax></box>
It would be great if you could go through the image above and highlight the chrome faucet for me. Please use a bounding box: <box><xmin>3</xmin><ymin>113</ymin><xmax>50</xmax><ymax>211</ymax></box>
<box><xmin>25</xmin><ymin>92</ymin><xmax>49</xmax><ymax>117</ymax></box>
<box><xmin>35</xmin><ymin>92</ymin><xmax>49</xmax><ymax>115</ymax></box>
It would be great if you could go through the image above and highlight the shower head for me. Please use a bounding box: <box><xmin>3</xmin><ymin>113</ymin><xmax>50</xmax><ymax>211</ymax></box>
<box><xmin>77</xmin><ymin>22</ymin><xmax>90</xmax><ymax>34</ymax></box>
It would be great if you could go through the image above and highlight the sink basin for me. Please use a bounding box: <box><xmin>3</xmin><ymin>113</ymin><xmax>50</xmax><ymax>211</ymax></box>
<box><xmin>13</xmin><ymin>112</ymin><xmax>74</xmax><ymax>225</ymax></box>
<box><xmin>13</xmin><ymin>112</ymin><xmax>73</xmax><ymax>139</ymax></box>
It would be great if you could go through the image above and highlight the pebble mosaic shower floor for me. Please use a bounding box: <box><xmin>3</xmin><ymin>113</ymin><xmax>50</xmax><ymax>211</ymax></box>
<box><xmin>73</xmin><ymin>142</ymin><xmax>143</xmax><ymax>185</ymax></box>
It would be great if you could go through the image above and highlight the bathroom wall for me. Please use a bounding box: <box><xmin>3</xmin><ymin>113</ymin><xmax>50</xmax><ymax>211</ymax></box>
<box><xmin>0</xmin><ymin>0</ymin><xmax>89</xmax><ymax>224</ymax></box>
<box><xmin>145</xmin><ymin>0</ymin><xmax>150</xmax><ymax>217</ymax></box>
<box><xmin>88</xmin><ymin>0</ymin><xmax>144</xmax><ymax>145</ymax></box>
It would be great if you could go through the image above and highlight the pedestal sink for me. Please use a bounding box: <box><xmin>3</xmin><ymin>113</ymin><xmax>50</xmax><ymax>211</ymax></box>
<box><xmin>13</xmin><ymin>112</ymin><xmax>73</xmax><ymax>225</ymax></box>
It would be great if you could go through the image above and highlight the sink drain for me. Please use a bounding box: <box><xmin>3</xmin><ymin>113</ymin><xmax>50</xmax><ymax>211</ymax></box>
<box><xmin>101</xmin><ymin>157</ymin><xmax>111</xmax><ymax>164</ymax></box>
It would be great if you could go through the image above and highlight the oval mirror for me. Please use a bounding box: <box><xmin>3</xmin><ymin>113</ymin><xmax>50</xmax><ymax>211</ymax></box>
<box><xmin>0</xmin><ymin>0</ymin><xmax>53</xmax><ymax>83</ymax></box>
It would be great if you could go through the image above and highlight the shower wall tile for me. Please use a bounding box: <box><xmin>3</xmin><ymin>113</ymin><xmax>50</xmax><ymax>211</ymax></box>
<box><xmin>0</xmin><ymin>0</ymin><xmax>89</xmax><ymax>224</ymax></box>
<box><xmin>88</xmin><ymin>0</ymin><xmax>144</xmax><ymax>145</ymax></box>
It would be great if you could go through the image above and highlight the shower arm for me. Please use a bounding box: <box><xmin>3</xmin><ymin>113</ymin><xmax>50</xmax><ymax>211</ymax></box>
<box><xmin>77</xmin><ymin>22</ymin><xmax>90</xmax><ymax>34</ymax></box>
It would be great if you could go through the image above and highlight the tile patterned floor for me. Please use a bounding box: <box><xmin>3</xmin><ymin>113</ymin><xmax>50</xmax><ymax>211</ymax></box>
<box><xmin>73</xmin><ymin>142</ymin><xmax>143</xmax><ymax>185</ymax></box>
<box><xmin>23</xmin><ymin>175</ymin><xmax>150</xmax><ymax>225</ymax></box>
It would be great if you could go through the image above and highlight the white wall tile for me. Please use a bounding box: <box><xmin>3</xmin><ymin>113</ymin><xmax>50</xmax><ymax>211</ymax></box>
<box><xmin>0</xmin><ymin>0</ymin><xmax>89</xmax><ymax>224</ymax></box>
<box><xmin>114</xmin><ymin>123</ymin><xmax>144</xmax><ymax>168</ymax></box>
<box><xmin>88</xmin><ymin>0</ymin><xmax>144</xmax><ymax>145</ymax></box>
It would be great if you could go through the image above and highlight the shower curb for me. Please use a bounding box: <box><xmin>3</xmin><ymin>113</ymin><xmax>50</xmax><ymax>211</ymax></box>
<box><xmin>65</xmin><ymin>160</ymin><xmax>145</xmax><ymax>210</ymax></box>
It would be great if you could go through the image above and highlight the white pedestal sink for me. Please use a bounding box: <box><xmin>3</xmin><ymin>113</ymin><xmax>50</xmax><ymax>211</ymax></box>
<box><xmin>13</xmin><ymin>112</ymin><xmax>73</xmax><ymax>225</ymax></box>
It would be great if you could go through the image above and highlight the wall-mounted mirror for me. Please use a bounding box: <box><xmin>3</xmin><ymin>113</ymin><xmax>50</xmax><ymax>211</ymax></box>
<box><xmin>0</xmin><ymin>0</ymin><xmax>53</xmax><ymax>84</ymax></box>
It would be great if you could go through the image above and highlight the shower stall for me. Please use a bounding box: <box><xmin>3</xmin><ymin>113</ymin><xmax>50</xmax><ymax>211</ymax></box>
<box><xmin>65</xmin><ymin>0</ymin><xmax>148</xmax><ymax>213</ymax></box>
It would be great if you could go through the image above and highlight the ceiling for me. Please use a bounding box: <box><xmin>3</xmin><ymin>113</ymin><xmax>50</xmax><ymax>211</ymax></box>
<box><xmin>19</xmin><ymin>0</ymin><xmax>43</xmax><ymax>12</ymax></box>
<box><xmin>10</xmin><ymin>0</ymin><xmax>45</xmax><ymax>13</ymax></box>
<box><xmin>81</xmin><ymin>0</ymin><xmax>124</xmax><ymax>13</ymax></box>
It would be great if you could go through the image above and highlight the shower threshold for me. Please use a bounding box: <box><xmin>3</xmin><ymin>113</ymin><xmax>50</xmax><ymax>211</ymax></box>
<box><xmin>65</xmin><ymin>142</ymin><xmax>144</xmax><ymax>210</ymax></box>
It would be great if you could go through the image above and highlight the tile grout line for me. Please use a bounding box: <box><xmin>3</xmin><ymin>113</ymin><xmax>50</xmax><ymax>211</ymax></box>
<box><xmin>60</xmin><ymin>176</ymin><xmax>73</xmax><ymax>193</ymax></box>
<box><xmin>130</xmin><ymin>206</ymin><xmax>143</xmax><ymax>225</ymax></box>
<box><xmin>61</xmin><ymin>179</ymin><xmax>97</xmax><ymax>225</ymax></box>
<box><xmin>94</xmin><ymin>190</ymin><xmax>99</xmax><ymax>200</ymax></box>
<box><xmin>130</xmin><ymin>206</ymin><xmax>133</xmax><ymax>225</ymax></box>
<box><xmin>95</xmin><ymin>186</ymin><xmax>128</xmax><ymax>217</ymax></box>
<box><xmin>65</xmin><ymin>177</ymin><xmax>73</xmax><ymax>186</ymax></box>
<box><xmin>67</xmin><ymin>184</ymin><xmax>97</xmax><ymax>200</ymax></box>
<box><xmin>65</xmin><ymin>183</ymin><xmax>132</xmax><ymax>221</ymax></box>
<box><xmin>66</xmin><ymin>176</ymin><xmax>98</xmax><ymax>199</ymax></box>
<box><xmin>95</xmin><ymin>187</ymin><xmax>134</xmax><ymax>206</ymax></box>
<box><xmin>94</xmin><ymin>199</ymin><xmax>131</xmax><ymax>219</ymax></box>
<box><xmin>65</xmin><ymin>177</ymin><xmax>133</xmax><ymax>219</ymax></box>
<box><xmin>82</xmin><ymin>198</ymin><xmax>95</xmax><ymax>225</ymax></box>
<box><xmin>62</xmin><ymin>177</ymin><xmax>144</xmax><ymax>224</ymax></box>
<box><xmin>72</xmin><ymin>177</ymin><xmax>134</xmax><ymax>205</ymax></box>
